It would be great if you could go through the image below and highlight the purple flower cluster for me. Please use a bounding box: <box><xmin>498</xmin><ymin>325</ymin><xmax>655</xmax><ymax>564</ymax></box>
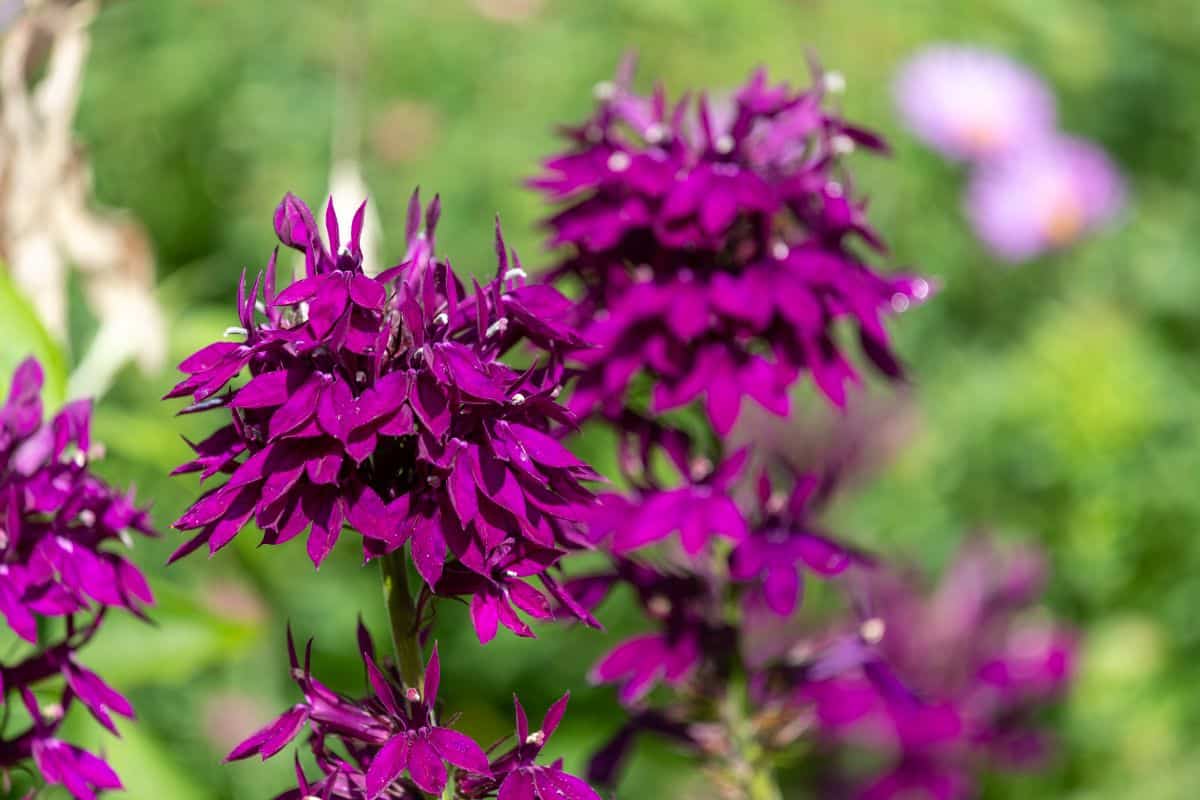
<box><xmin>590</xmin><ymin>412</ymin><xmax>854</xmax><ymax>618</ymax></box>
<box><xmin>894</xmin><ymin>44</ymin><xmax>1124</xmax><ymax>262</ymax></box>
<box><xmin>168</xmin><ymin>193</ymin><xmax>601</xmax><ymax>641</ymax></box>
<box><xmin>533</xmin><ymin>57</ymin><xmax>928</xmax><ymax>432</ymax></box>
<box><xmin>0</xmin><ymin>358</ymin><xmax>155</xmax><ymax>800</ymax></box>
<box><xmin>797</xmin><ymin>539</ymin><xmax>1076</xmax><ymax>799</ymax></box>
<box><xmin>232</xmin><ymin>627</ymin><xmax>600</xmax><ymax>800</ymax></box>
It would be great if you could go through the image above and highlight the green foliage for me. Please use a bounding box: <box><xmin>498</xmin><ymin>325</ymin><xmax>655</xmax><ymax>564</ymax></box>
<box><xmin>2</xmin><ymin>1</ymin><xmax>1195</xmax><ymax>798</ymax></box>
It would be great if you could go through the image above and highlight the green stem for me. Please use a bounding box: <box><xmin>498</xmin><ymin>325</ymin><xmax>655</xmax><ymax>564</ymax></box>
<box><xmin>380</xmin><ymin>549</ymin><xmax>424</xmax><ymax>691</ymax></box>
<box><xmin>722</xmin><ymin>674</ymin><xmax>782</xmax><ymax>800</ymax></box>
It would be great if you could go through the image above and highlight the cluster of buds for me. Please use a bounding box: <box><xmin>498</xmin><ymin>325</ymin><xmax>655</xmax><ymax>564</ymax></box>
<box><xmin>0</xmin><ymin>359</ymin><xmax>155</xmax><ymax>799</ymax></box>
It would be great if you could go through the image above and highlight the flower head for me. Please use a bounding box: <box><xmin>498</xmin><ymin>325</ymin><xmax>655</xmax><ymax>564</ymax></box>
<box><xmin>456</xmin><ymin>694</ymin><xmax>601</xmax><ymax>800</ymax></box>
<box><xmin>0</xmin><ymin>358</ymin><xmax>154</xmax><ymax>800</ymax></box>
<box><xmin>167</xmin><ymin>193</ymin><xmax>601</xmax><ymax>623</ymax></box>
<box><xmin>966</xmin><ymin>134</ymin><xmax>1125</xmax><ymax>262</ymax></box>
<box><xmin>234</xmin><ymin>627</ymin><xmax>601</xmax><ymax>800</ymax></box>
<box><xmin>894</xmin><ymin>45</ymin><xmax>1057</xmax><ymax>162</ymax></box>
<box><xmin>534</xmin><ymin>57</ymin><xmax>927</xmax><ymax>433</ymax></box>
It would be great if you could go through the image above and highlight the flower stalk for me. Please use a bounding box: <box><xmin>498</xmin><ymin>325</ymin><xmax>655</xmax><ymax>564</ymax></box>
<box><xmin>380</xmin><ymin>549</ymin><xmax>425</xmax><ymax>692</ymax></box>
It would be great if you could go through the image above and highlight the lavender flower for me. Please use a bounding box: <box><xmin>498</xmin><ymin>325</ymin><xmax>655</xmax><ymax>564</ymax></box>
<box><xmin>167</xmin><ymin>192</ymin><xmax>602</xmax><ymax>638</ymax></box>
<box><xmin>0</xmin><ymin>358</ymin><xmax>155</xmax><ymax>800</ymax></box>
<box><xmin>234</xmin><ymin>627</ymin><xmax>600</xmax><ymax>800</ymax></box>
<box><xmin>893</xmin><ymin>45</ymin><xmax>1057</xmax><ymax>162</ymax></box>
<box><xmin>966</xmin><ymin>134</ymin><xmax>1125</xmax><ymax>262</ymax></box>
<box><xmin>534</xmin><ymin>57</ymin><xmax>928</xmax><ymax>433</ymax></box>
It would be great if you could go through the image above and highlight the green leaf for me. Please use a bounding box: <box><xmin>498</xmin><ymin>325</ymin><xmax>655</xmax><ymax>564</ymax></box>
<box><xmin>0</xmin><ymin>269</ymin><xmax>68</xmax><ymax>407</ymax></box>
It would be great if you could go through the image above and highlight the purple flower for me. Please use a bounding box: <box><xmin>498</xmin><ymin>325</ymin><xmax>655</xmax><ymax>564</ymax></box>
<box><xmin>235</xmin><ymin>626</ymin><xmax>601</xmax><ymax>800</ymax></box>
<box><xmin>729</xmin><ymin>469</ymin><xmax>854</xmax><ymax>617</ymax></box>
<box><xmin>893</xmin><ymin>45</ymin><xmax>1057</xmax><ymax>162</ymax></box>
<box><xmin>966</xmin><ymin>134</ymin><xmax>1125</xmax><ymax>262</ymax></box>
<box><xmin>0</xmin><ymin>359</ymin><xmax>155</xmax><ymax>641</ymax></box>
<box><xmin>456</xmin><ymin>695</ymin><xmax>601</xmax><ymax>800</ymax></box>
<box><xmin>231</xmin><ymin>626</ymin><xmax>491</xmax><ymax>798</ymax></box>
<box><xmin>167</xmin><ymin>192</ymin><xmax>602</xmax><ymax>633</ymax></box>
<box><xmin>0</xmin><ymin>358</ymin><xmax>154</xmax><ymax>800</ymax></box>
<box><xmin>534</xmin><ymin>57</ymin><xmax>928</xmax><ymax>433</ymax></box>
<box><xmin>794</xmin><ymin>538</ymin><xmax>1076</xmax><ymax>798</ymax></box>
<box><xmin>575</xmin><ymin>560</ymin><xmax>733</xmax><ymax>705</ymax></box>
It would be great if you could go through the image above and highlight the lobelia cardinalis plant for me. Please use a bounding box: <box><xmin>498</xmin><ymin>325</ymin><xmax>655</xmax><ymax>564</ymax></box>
<box><xmin>166</xmin><ymin>191</ymin><xmax>606</xmax><ymax>799</ymax></box>
<box><xmin>530</xmin><ymin>56</ymin><xmax>1076</xmax><ymax>800</ymax></box>
<box><xmin>0</xmin><ymin>359</ymin><xmax>156</xmax><ymax>800</ymax></box>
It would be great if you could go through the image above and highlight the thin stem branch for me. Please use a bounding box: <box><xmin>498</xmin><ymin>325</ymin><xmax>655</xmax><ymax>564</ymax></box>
<box><xmin>380</xmin><ymin>549</ymin><xmax>424</xmax><ymax>691</ymax></box>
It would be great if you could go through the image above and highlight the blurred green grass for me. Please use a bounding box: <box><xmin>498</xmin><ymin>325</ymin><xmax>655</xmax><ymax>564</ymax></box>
<box><xmin>3</xmin><ymin>0</ymin><xmax>1199</xmax><ymax>797</ymax></box>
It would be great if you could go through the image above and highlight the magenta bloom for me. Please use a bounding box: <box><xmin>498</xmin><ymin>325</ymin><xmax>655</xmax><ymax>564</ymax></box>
<box><xmin>894</xmin><ymin>45</ymin><xmax>1057</xmax><ymax>162</ymax></box>
<box><xmin>966</xmin><ymin>134</ymin><xmax>1125</xmax><ymax>262</ymax></box>
<box><xmin>456</xmin><ymin>694</ymin><xmax>602</xmax><ymax>800</ymax></box>
<box><xmin>234</xmin><ymin>627</ymin><xmax>600</xmax><ymax>800</ymax></box>
<box><xmin>535</xmin><ymin>57</ymin><xmax>927</xmax><ymax>434</ymax></box>
<box><xmin>0</xmin><ymin>358</ymin><xmax>155</xmax><ymax>800</ymax></box>
<box><xmin>167</xmin><ymin>192</ymin><xmax>602</xmax><ymax>637</ymax></box>
<box><xmin>577</xmin><ymin>560</ymin><xmax>733</xmax><ymax>705</ymax></box>
<box><xmin>799</xmin><ymin>539</ymin><xmax>1076</xmax><ymax>798</ymax></box>
<box><xmin>728</xmin><ymin>469</ymin><xmax>854</xmax><ymax>617</ymax></box>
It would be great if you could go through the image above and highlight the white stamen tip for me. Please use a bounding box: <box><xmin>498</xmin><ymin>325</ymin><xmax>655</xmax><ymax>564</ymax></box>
<box><xmin>825</xmin><ymin>181</ymin><xmax>844</xmax><ymax>198</ymax></box>
<box><xmin>771</xmin><ymin>241</ymin><xmax>790</xmax><ymax>260</ymax></box>
<box><xmin>550</xmin><ymin>386</ymin><xmax>562</xmax><ymax>399</ymax></box>
<box><xmin>0</xmin><ymin>528</ymin><xmax>7</xmax><ymax>549</ymax></box>
<box><xmin>593</xmin><ymin>81</ymin><xmax>616</xmax><ymax>101</ymax></box>
<box><xmin>427</xmin><ymin>476</ymin><xmax>442</xmax><ymax>488</ymax></box>
<box><xmin>890</xmin><ymin>293</ymin><xmax>911</xmax><ymax>313</ymax></box>
<box><xmin>504</xmin><ymin>569</ymin><xmax>519</xmax><ymax>578</ymax></box>
<box><xmin>645</xmin><ymin>123</ymin><xmax>667</xmax><ymax>143</ymax></box>
<box><xmin>831</xmin><ymin>134</ymin><xmax>855</xmax><ymax>155</ymax></box>
<box><xmin>405</xmin><ymin>688</ymin><xmax>421</xmax><ymax>702</ymax></box>
<box><xmin>511</xmin><ymin>393</ymin><xmax>526</xmax><ymax>406</ymax></box>
<box><xmin>860</xmin><ymin>617</ymin><xmax>886</xmax><ymax>644</ymax></box>
<box><xmin>689</xmin><ymin>456</ymin><xmax>713</xmax><ymax>481</ymax></box>
<box><xmin>912</xmin><ymin>278</ymin><xmax>931</xmax><ymax>301</ymax></box>
<box><xmin>766</xmin><ymin>492</ymin><xmax>788</xmax><ymax>514</ymax></box>
<box><xmin>41</xmin><ymin>703</ymin><xmax>64</xmax><ymax>721</ymax></box>
<box><xmin>503</xmin><ymin>268</ymin><xmax>528</xmax><ymax>281</ymax></box>
<box><xmin>78</xmin><ymin>510</ymin><xmax>96</xmax><ymax>526</ymax></box>
<box><xmin>823</xmin><ymin>71</ymin><xmax>846</xmax><ymax>94</ymax></box>
<box><xmin>355</xmin><ymin>371</ymin><xmax>367</xmax><ymax>383</ymax></box>
<box><xmin>525</xmin><ymin>730</ymin><xmax>546</xmax><ymax>746</ymax></box>
<box><xmin>715</xmin><ymin>134</ymin><xmax>735</xmax><ymax>154</ymax></box>
<box><xmin>433</xmin><ymin>312</ymin><xmax>449</xmax><ymax>326</ymax></box>
<box><xmin>607</xmin><ymin>152</ymin><xmax>632</xmax><ymax>173</ymax></box>
<box><xmin>223</xmin><ymin>326</ymin><xmax>249</xmax><ymax>338</ymax></box>
<box><xmin>485</xmin><ymin>318</ymin><xmax>510</xmax><ymax>338</ymax></box>
<box><xmin>633</xmin><ymin>264</ymin><xmax>654</xmax><ymax>282</ymax></box>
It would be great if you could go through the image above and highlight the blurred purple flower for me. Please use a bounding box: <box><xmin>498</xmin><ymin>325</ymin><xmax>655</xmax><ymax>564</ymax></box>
<box><xmin>796</xmin><ymin>538</ymin><xmax>1076</xmax><ymax>798</ymax></box>
<box><xmin>0</xmin><ymin>358</ymin><xmax>154</xmax><ymax>800</ymax></box>
<box><xmin>893</xmin><ymin>45</ymin><xmax>1057</xmax><ymax>162</ymax></box>
<box><xmin>534</xmin><ymin>56</ymin><xmax>927</xmax><ymax>433</ymax></box>
<box><xmin>966</xmin><ymin>134</ymin><xmax>1125</xmax><ymax>262</ymax></box>
<box><xmin>167</xmin><ymin>192</ymin><xmax>602</xmax><ymax>635</ymax></box>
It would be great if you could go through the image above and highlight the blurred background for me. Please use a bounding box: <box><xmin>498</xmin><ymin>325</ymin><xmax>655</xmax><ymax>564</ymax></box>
<box><xmin>1</xmin><ymin>0</ymin><xmax>1197</xmax><ymax>797</ymax></box>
